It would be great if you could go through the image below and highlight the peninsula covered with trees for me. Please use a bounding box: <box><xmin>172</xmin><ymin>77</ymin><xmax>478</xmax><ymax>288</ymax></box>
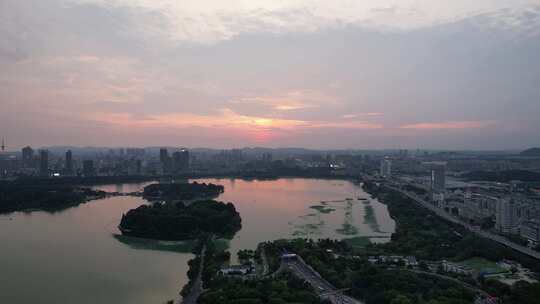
<box><xmin>0</xmin><ymin>181</ymin><xmax>107</xmax><ymax>213</ymax></box>
<box><xmin>119</xmin><ymin>200</ymin><xmax>241</xmax><ymax>240</ymax></box>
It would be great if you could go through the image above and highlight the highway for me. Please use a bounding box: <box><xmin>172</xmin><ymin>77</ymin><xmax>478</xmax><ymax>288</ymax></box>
<box><xmin>385</xmin><ymin>184</ymin><xmax>540</xmax><ymax>260</ymax></box>
<box><xmin>284</xmin><ymin>256</ymin><xmax>363</xmax><ymax>304</ymax></box>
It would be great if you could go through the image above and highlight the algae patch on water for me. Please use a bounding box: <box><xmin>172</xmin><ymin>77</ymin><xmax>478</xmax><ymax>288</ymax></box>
<box><xmin>310</xmin><ymin>205</ymin><xmax>336</xmax><ymax>214</ymax></box>
<box><xmin>335</xmin><ymin>200</ymin><xmax>359</xmax><ymax>236</ymax></box>
<box><xmin>291</xmin><ymin>220</ymin><xmax>325</xmax><ymax>236</ymax></box>
<box><xmin>336</xmin><ymin>222</ymin><xmax>358</xmax><ymax>235</ymax></box>
<box><xmin>363</xmin><ymin>205</ymin><xmax>382</xmax><ymax>233</ymax></box>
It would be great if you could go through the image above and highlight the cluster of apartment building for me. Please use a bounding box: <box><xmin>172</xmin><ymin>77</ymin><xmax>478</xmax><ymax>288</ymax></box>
<box><xmin>0</xmin><ymin>146</ymin><xmax>191</xmax><ymax>178</ymax></box>
<box><xmin>426</xmin><ymin>181</ymin><xmax>540</xmax><ymax>245</ymax></box>
<box><xmin>445</xmin><ymin>188</ymin><xmax>540</xmax><ymax>244</ymax></box>
<box><xmin>387</xmin><ymin>157</ymin><xmax>540</xmax><ymax>245</ymax></box>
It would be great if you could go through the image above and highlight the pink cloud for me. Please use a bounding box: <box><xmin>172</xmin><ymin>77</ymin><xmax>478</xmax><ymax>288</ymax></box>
<box><xmin>312</xmin><ymin>121</ymin><xmax>383</xmax><ymax>129</ymax></box>
<box><xmin>231</xmin><ymin>90</ymin><xmax>340</xmax><ymax>112</ymax></box>
<box><xmin>86</xmin><ymin>108</ymin><xmax>384</xmax><ymax>131</ymax></box>
<box><xmin>341</xmin><ymin>113</ymin><xmax>383</xmax><ymax>119</ymax></box>
<box><xmin>399</xmin><ymin>121</ymin><xmax>494</xmax><ymax>130</ymax></box>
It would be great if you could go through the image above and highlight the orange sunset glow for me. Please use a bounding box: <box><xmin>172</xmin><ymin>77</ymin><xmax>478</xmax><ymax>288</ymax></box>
<box><xmin>1</xmin><ymin>0</ymin><xmax>539</xmax><ymax>149</ymax></box>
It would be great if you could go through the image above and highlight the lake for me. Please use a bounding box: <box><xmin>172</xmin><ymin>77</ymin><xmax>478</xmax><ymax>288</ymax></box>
<box><xmin>0</xmin><ymin>178</ymin><xmax>394</xmax><ymax>304</ymax></box>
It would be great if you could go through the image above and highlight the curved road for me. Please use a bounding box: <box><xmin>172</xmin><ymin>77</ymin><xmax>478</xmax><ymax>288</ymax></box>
<box><xmin>178</xmin><ymin>245</ymin><xmax>206</xmax><ymax>304</ymax></box>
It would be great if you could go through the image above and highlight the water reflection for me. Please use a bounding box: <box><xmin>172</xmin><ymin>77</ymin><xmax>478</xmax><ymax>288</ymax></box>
<box><xmin>0</xmin><ymin>179</ymin><xmax>395</xmax><ymax>304</ymax></box>
<box><xmin>92</xmin><ymin>182</ymin><xmax>154</xmax><ymax>193</ymax></box>
<box><xmin>192</xmin><ymin>178</ymin><xmax>395</xmax><ymax>262</ymax></box>
<box><xmin>0</xmin><ymin>195</ymin><xmax>191</xmax><ymax>304</ymax></box>
<box><xmin>114</xmin><ymin>234</ymin><xmax>197</xmax><ymax>253</ymax></box>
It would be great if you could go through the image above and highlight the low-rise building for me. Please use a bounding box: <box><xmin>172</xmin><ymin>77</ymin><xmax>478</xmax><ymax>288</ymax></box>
<box><xmin>405</xmin><ymin>256</ymin><xmax>418</xmax><ymax>267</ymax></box>
<box><xmin>441</xmin><ymin>260</ymin><xmax>473</xmax><ymax>275</ymax></box>
<box><xmin>368</xmin><ymin>255</ymin><xmax>419</xmax><ymax>267</ymax></box>
<box><xmin>219</xmin><ymin>264</ymin><xmax>253</xmax><ymax>276</ymax></box>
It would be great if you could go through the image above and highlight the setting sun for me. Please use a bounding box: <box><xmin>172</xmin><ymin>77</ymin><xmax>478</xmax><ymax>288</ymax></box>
<box><xmin>253</xmin><ymin>118</ymin><xmax>273</xmax><ymax>127</ymax></box>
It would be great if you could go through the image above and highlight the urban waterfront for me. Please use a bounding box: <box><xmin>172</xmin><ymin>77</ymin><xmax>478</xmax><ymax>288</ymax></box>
<box><xmin>0</xmin><ymin>179</ymin><xmax>394</xmax><ymax>304</ymax></box>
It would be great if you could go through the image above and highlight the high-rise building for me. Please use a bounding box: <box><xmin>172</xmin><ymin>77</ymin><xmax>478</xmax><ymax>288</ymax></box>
<box><xmin>432</xmin><ymin>165</ymin><xmax>446</xmax><ymax>192</ymax></box>
<box><xmin>65</xmin><ymin>150</ymin><xmax>73</xmax><ymax>175</ymax></box>
<box><xmin>424</xmin><ymin>162</ymin><xmax>446</xmax><ymax>192</ymax></box>
<box><xmin>39</xmin><ymin>150</ymin><xmax>49</xmax><ymax>177</ymax></box>
<box><xmin>126</xmin><ymin>148</ymin><xmax>145</xmax><ymax>158</ymax></box>
<box><xmin>136</xmin><ymin>159</ymin><xmax>142</xmax><ymax>175</ymax></box>
<box><xmin>172</xmin><ymin>149</ymin><xmax>189</xmax><ymax>172</ymax></box>
<box><xmin>22</xmin><ymin>146</ymin><xmax>34</xmax><ymax>167</ymax></box>
<box><xmin>159</xmin><ymin>148</ymin><xmax>168</xmax><ymax>163</ymax></box>
<box><xmin>380</xmin><ymin>158</ymin><xmax>392</xmax><ymax>177</ymax></box>
<box><xmin>398</xmin><ymin>149</ymin><xmax>408</xmax><ymax>158</ymax></box>
<box><xmin>496</xmin><ymin>197</ymin><xmax>519</xmax><ymax>234</ymax></box>
<box><xmin>262</xmin><ymin>153</ymin><xmax>273</xmax><ymax>162</ymax></box>
<box><xmin>83</xmin><ymin>160</ymin><xmax>95</xmax><ymax>177</ymax></box>
<box><xmin>231</xmin><ymin>149</ymin><xmax>243</xmax><ymax>161</ymax></box>
<box><xmin>159</xmin><ymin>148</ymin><xmax>170</xmax><ymax>174</ymax></box>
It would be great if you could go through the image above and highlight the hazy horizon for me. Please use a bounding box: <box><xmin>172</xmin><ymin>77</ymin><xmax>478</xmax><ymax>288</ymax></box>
<box><xmin>2</xmin><ymin>144</ymin><xmax>529</xmax><ymax>154</ymax></box>
<box><xmin>2</xmin><ymin>0</ymin><xmax>540</xmax><ymax>150</ymax></box>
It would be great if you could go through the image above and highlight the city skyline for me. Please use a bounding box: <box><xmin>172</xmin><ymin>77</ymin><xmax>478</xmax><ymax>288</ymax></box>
<box><xmin>0</xmin><ymin>143</ymin><xmax>533</xmax><ymax>153</ymax></box>
<box><xmin>2</xmin><ymin>0</ymin><xmax>540</xmax><ymax>150</ymax></box>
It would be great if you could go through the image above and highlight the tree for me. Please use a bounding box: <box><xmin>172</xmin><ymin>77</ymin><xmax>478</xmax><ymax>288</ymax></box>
<box><xmin>511</xmin><ymin>266</ymin><xmax>518</xmax><ymax>274</ymax></box>
<box><xmin>390</xmin><ymin>295</ymin><xmax>413</xmax><ymax>304</ymax></box>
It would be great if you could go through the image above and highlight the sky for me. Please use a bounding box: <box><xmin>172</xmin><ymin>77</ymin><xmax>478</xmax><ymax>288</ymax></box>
<box><xmin>1</xmin><ymin>0</ymin><xmax>540</xmax><ymax>150</ymax></box>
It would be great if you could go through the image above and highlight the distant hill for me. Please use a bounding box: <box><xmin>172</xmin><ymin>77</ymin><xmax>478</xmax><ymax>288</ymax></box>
<box><xmin>520</xmin><ymin>148</ymin><xmax>540</xmax><ymax>156</ymax></box>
